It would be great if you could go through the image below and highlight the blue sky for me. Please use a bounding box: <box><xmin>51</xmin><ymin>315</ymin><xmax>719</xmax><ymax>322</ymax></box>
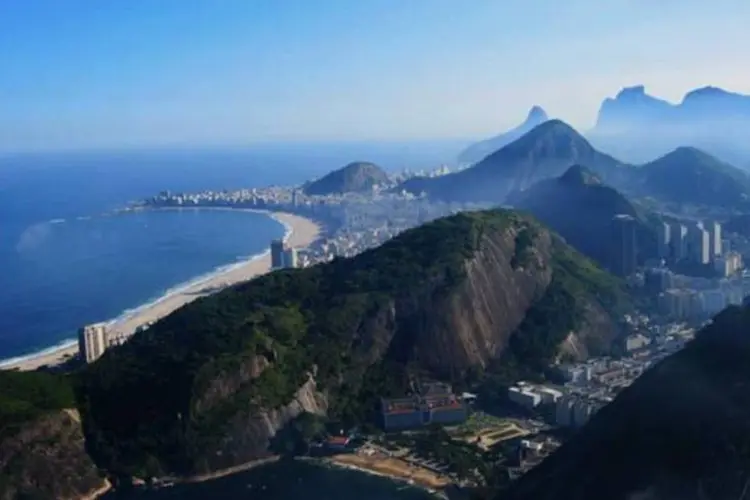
<box><xmin>1</xmin><ymin>0</ymin><xmax>749</xmax><ymax>152</ymax></box>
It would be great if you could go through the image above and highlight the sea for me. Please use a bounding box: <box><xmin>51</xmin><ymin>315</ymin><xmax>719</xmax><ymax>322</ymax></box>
<box><xmin>0</xmin><ymin>142</ymin><xmax>461</xmax><ymax>498</ymax></box>
<box><xmin>101</xmin><ymin>459</ymin><xmax>435</xmax><ymax>499</ymax></box>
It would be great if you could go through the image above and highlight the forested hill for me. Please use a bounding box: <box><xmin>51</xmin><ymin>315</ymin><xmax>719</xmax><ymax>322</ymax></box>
<box><xmin>75</xmin><ymin>209</ymin><xmax>630</xmax><ymax>479</ymax></box>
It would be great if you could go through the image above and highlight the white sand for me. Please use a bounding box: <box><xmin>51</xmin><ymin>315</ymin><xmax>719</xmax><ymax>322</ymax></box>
<box><xmin>1</xmin><ymin>211</ymin><xmax>320</xmax><ymax>372</ymax></box>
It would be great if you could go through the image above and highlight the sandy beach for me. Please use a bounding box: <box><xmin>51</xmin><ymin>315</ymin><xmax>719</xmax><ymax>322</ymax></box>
<box><xmin>1</xmin><ymin>210</ymin><xmax>320</xmax><ymax>372</ymax></box>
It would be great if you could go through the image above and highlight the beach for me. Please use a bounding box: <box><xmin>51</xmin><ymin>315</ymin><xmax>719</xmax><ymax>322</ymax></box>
<box><xmin>1</xmin><ymin>210</ymin><xmax>320</xmax><ymax>372</ymax></box>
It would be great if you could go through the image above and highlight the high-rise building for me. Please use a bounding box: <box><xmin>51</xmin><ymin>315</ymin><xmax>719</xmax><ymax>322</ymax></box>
<box><xmin>706</xmin><ymin>221</ymin><xmax>722</xmax><ymax>257</ymax></box>
<box><xmin>657</xmin><ymin>222</ymin><xmax>671</xmax><ymax>259</ymax></box>
<box><xmin>78</xmin><ymin>323</ymin><xmax>109</xmax><ymax>364</ymax></box>
<box><xmin>270</xmin><ymin>239</ymin><xmax>285</xmax><ymax>269</ymax></box>
<box><xmin>283</xmin><ymin>247</ymin><xmax>298</xmax><ymax>268</ymax></box>
<box><xmin>670</xmin><ymin>223</ymin><xmax>688</xmax><ymax>261</ymax></box>
<box><xmin>612</xmin><ymin>214</ymin><xmax>637</xmax><ymax>276</ymax></box>
<box><xmin>688</xmin><ymin>223</ymin><xmax>710</xmax><ymax>264</ymax></box>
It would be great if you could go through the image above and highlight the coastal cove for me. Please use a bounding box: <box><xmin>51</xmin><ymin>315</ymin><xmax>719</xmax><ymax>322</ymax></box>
<box><xmin>101</xmin><ymin>458</ymin><xmax>438</xmax><ymax>500</ymax></box>
<box><xmin>0</xmin><ymin>208</ymin><xmax>320</xmax><ymax>371</ymax></box>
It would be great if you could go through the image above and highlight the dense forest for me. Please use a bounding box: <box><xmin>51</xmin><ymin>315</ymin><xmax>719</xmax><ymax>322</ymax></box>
<box><xmin>69</xmin><ymin>209</ymin><xmax>629</xmax><ymax>477</ymax></box>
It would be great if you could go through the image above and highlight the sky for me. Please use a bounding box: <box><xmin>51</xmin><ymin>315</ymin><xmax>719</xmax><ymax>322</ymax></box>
<box><xmin>1</xmin><ymin>0</ymin><xmax>749</xmax><ymax>152</ymax></box>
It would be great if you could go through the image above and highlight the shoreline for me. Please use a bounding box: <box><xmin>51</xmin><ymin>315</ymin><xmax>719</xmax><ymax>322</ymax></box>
<box><xmin>302</xmin><ymin>456</ymin><xmax>449</xmax><ymax>499</ymax></box>
<box><xmin>0</xmin><ymin>209</ymin><xmax>321</xmax><ymax>372</ymax></box>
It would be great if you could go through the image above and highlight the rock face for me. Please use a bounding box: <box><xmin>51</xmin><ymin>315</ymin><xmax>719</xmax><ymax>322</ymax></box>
<box><xmin>402</xmin><ymin>120</ymin><xmax>628</xmax><ymax>203</ymax></box>
<box><xmin>0</xmin><ymin>409</ymin><xmax>106</xmax><ymax>500</ymax></box>
<box><xmin>458</xmin><ymin>106</ymin><xmax>550</xmax><ymax>165</ymax></box>
<box><xmin>500</xmin><ymin>304</ymin><xmax>750</xmax><ymax>500</ymax></box>
<box><xmin>77</xmin><ymin>210</ymin><xmax>630</xmax><ymax>479</ymax></box>
<box><xmin>303</xmin><ymin>161</ymin><xmax>388</xmax><ymax>195</ymax></box>
<box><xmin>589</xmin><ymin>85</ymin><xmax>750</xmax><ymax>165</ymax></box>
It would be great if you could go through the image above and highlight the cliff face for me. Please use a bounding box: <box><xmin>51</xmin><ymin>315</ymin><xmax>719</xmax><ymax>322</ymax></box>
<box><xmin>77</xmin><ymin>210</ymin><xmax>630</xmax><ymax>479</ymax></box>
<box><xmin>0</xmin><ymin>409</ymin><xmax>106</xmax><ymax>500</ymax></box>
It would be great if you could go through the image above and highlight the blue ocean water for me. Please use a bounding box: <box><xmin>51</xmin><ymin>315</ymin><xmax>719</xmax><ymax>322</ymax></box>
<box><xmin>0</xmin><ymin>142</ymin><xmax>462</xmax><ymax>364</ymax></box>
<box><xmin>102</xmin><ymin>460</ymin><xmax>436</xmax><ymax>499</ymax></box>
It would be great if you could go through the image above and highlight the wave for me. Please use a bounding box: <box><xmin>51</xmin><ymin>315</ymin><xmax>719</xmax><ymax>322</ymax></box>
<box><xmin>0</xmin><ymin>209</ymin><xmax>293</xmax><ymax>369</ymax></box>
<box><xmin>0</xmin><ymin>337</ymin><xmax>77</xmax><ymax>369</ymax></box>
<box><xmin>106</xmin><ymin>247</ymin><xmax>272</xmax><ymax>328</ymax></box>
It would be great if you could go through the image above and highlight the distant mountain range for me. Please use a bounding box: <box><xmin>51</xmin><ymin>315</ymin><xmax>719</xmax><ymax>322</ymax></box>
<box><xmin>509</xmin><ymin>165</ymin><xmax>659</xmax><ymax>273</ymax></box>
<box><xmin>409</xmin><ymin>117</ymin><xmax>750</xmax><ymax>209</ymax></box>
<box><xmin>588</xmin><ymin>85</ymin><xmax>750</xmax><ymax>164</ymax></box>
<box><xmin>500</xmin><ymin>303</ymin><xmax>750</xmax><ymax>500</ymax></box>
<box><xmin>404</xmin><ymin>120</ymin><xmax>627</xmax><ymax>202</ymax></box>
<box><xmin>457</xmin><ymin>106</ymin><xmax>549</xmax><ymax>165</ymax></box>
<box><xmin>303</xmin><ymin>161</ymin><xmax>388</xmax><ymax>195</ymax></box>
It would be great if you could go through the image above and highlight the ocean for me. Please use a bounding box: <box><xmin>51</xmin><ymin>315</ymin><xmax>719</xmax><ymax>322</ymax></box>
<box><xmin>0</xmin><ymin>142</ymin><xmax>462</xmax><ymax>365</ymax></box>
<box><xmin>101</xmin><ymin>460</ymin><xmax>436</xmax><ymax>499</ymax></box>
<box><xmin>0</xmin><ymin>144</ymin><xmax>461</xmax><ymax>498</ymax></box>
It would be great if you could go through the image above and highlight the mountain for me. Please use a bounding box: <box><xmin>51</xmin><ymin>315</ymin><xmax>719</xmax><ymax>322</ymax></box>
<box><xmin>589</xmin><ymin>85</ymin><xmax>750</xmax><ymax>165</ymax></box>
<box><xmin>635</xmin><ymin>146</ymin><xmax>750</xmax><ymax>207</ymax></box>
<box><xmin>71</xmin><ymin>209</ymin><xmax>630</xmax><ymax>479</ymax></box>
<box><xmin>458</xmin><ymin>106</ymin><xmax>549</xmax><ymax>165</ymax></box>
<box><xmin>500</xmin><ymin>303</ymin><xmax>750</xmax><ymax>500</ymax></box>
<box><xmin>509</xmin><ymin>165</ymin><xmax>658</xmax><ymax>272</ymax></box>
<box><xmin>401</xmin><ymin>120</ymin><xmax>628</xmax><ymax>203</ymax></box>
<box><xmin>303</xmin><ymin>161</ymin><xmax>388</xmax><ymax>195</ymax></box>
<box><xmin>0</xmin><ymin>371</ymin><xmax>107</xmax><ymax>499</ymax></box>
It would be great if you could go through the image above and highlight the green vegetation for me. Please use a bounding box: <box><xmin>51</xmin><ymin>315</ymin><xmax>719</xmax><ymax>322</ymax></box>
<box><xmin>499</xmin><ymin>304</ymin><xmax>750</xmax><ymax>500</ymax></box>
<box><xmin>75</xmin><ymin>209</ymin><xmax>628</xmax><ymax>477</ymax></box>
<box><xmin>0</xmin><ymin>370</ymin><xmax>76</xmax><ymax>438</ymax></box>
<box><xmin>510</xmin><ymin>226</ymin><xmax>536</xmax><ymax>270</ymax></box>
<box><xmin>303</xmin><ymin>161</ymin><xmax>389</xmax><ymax>195</ymax></box>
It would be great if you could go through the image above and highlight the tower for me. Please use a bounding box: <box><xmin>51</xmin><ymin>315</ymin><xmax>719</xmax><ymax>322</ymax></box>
<box><xmin>270</xmin><ymin>239</ymin><xmax>285</xmax><ymax>269</ymax></box>
<box><xmin>612</xmin><ymin>214</ymin><xmax>637</xmax><ymax>277</ymax></box>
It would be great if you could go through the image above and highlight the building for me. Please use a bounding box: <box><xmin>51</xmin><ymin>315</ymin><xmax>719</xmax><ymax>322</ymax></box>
<box><xmin>324</xmin><ymin>436</ymin><xmax>350</xmax><ymax>451</ymax></box>
<box><xmin>670</xmin><ymin>223</ymin><xmax>688</xmax><ymax>261</ymax></box>
<box><xmin>625</xmin><ymin>333</ymin><xmax>651</xmax><ymax>352</ymax></box>
<box><xmin>270</xmin><ymin>239</ymin><xmax>285</xmax><ymax>269</ymax></box>
<box><xmin>270</xmin><ymin>239</ymin><xmax>299</xmax><ymax>269</ymax></box>
<box><xmin>555</xmin><ymin>396</ymin><xmax>575</xmax><ymax>427</ymax></box>
<box><xmin>657</xmin><ymin>222</ymin><xmax>671</xmax><ymax>259</ymax></box>
<box><xmin>687</xmin><ymin>223</ymin><xmax>710</xmax><ymax>264</ymax></box>
<box><xmin>612</xmin><ymin>214</ymin><xmax>637</xmax><ymax>276</ymax></box>
<box><xmin>283</xmin><ymin>247</ymin><xmax>298</xmax><ymax>268</ymax></box>
<box><xmin>714</xmin><ymin>251</ymin><xmax>742</xmax><ymax>277</ymax></box>
<box><xmin>706</xmin><ymin>221</ymin><xmax>722</xmax><ymax>257</ymax></box>
<box><xmin>380</xmin><ymin>383</ymin><xmax>467</xmax><ymax>430</ymax></box>
<box><xmin>78</xmin><ymin>323</ymin><xmax>108</xmax><ymax>364</ymax></box>
<box><xmin>508</xmin><ymin>387</ymin><xmax>542</xmax><ymax>409</ymax></box>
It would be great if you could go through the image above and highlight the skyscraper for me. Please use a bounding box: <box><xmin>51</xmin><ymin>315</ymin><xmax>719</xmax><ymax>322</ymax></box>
<box><xmin>270</xmin><ymin>239</ymin><xmax>285</xmax><ymax>269</ymax></box>
<box><xmin>688</xmin><ymin>223</ymin><xmax>710</xmax><ymax>264</ymax></box>
<box><xmin>283</xmin><ymin>247</ymin><xmax>298</xmax><ymax>268</ymax></box>
<box><xmin>657</xmin><ymin>222</ymin><xmax>671</xmax><ymax>259</ymax></box>
<box><xmin>706</xmin><ymin>221</ymin><xmax>722</xmax><ymax>257</ymax></box>
<box><xmin>78</xmin><ymin>323</ymin><xmax>109</xmax><ymax>364</ymax></box>
<box><xmin>612</xmin><ymin>214</ymin><xmax>637</xmax><ymax>277</ymax></box>
<box><xmin>670</xmin><ymin>223</ymin><xmax>688</xmax><ymax>261</ymax></box>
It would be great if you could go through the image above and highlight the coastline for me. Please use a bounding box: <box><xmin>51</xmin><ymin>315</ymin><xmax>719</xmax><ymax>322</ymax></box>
<box><xmin>303</xmin><ymin>455</ymin><xmax>450</xmax><ymax>499</ymax></box>
<box><xmin>0</xmin><ymin>209</ymin><xmax>321</xmax><ymax>372</ymax></box>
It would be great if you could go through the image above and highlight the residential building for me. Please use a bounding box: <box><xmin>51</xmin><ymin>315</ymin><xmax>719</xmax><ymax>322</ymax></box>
<box><xmin>612</xmin><ymin>214</ymin><xmax>637</xmax><ymax>276</ymax></box>
<box><xmin>78</xmin><ymin>323</ymin><xmax>108</xmax><ymax>364</ymax></box>
<box><xmin>283</xmin><ymin>247</ymin><xmax>298</xmax><ymax>268</ymax></box>
<box><xmin>657</xmin><ymin>222</ymin><xmax>671</xmax><ymax>259</ymax></box>
<box><xmin>670</xmin><ymin>223</ymin><xmax>688</xmax><ymax>261</ymax></box>
<box><xmin>706</xmin><ymin>221</ymin><xmax>722</xmax><ymax>257</ymax></box>
<box><xmin>687</xmin><ymin>223</ymin><xmax>710</xmax><ymax>264</ymax></box>
<box><xmin>270</xmin><ymin>239</ymin><xmax>285</xmax><ymax>269</ymax></box>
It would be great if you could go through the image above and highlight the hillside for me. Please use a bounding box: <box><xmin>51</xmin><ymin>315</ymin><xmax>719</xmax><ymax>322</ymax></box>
<box><xmin>723</xmin><ymin>213</ymin><xmax>750</xmax><ymax>238</ymax></box>
<box><xmin>0</xmin><ymin>370</ymin><xmax>106</xmax><ymax>499</ymax></box>
<box><xmin>303</xmin><ymin>161</ymin><xmax>388</xmax><ymax>195</ymax></box>
<box><xmin>75</xmin><ymin>209</ymin><xmax>630</xmax><ymax>479</ymax></box>
<box><xmin>500</xmin><ymin>304</ymin><xmax>750</xmax><ymax>500</ymax></box>
<box><xmin>458</xmin><ymin>106</ymin><xmax>549</xmax><ymax>165</ymax></box>
<box><xmin>509</xmin><ymin>165</ymin><xmax>659</xmax><ymax>273</ymax></box>
<box><xmin>401</xmin><ymin>120</ymin><xmax>629</xmax><ymax>203</ymax></box>
<box><xmin>636</xmin><ymin>146</ymin><xmax>750</xmax><ymax>207</ymax></box>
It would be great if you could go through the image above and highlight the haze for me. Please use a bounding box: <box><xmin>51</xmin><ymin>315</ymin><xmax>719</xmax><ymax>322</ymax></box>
<box><xmin>1</xmin><ymin>0</ymin><xmax>749</xmax><ymax>152</ymax></box>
